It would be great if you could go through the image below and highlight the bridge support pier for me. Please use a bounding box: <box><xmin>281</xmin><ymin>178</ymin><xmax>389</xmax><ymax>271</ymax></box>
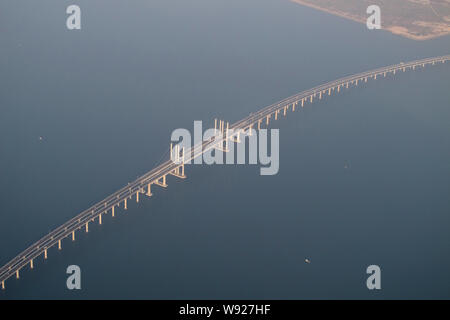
<box><xmin>319</xmin><ymin>92</ymin><xmax>322</xmax><ymax>99</ymax></box>
<box><xmin>86</xmin><ymin>222</ymin><xmax>89</xmax><ymax>233</ymax></box>
<box><xmin>72</xmin><ymin>231</ymin><xmax>75</xmax><ymax>241</ymax></box>
<box><xmin>44</xmin><ymin>249</ymin><xmax>48</xmax><ymax>259</ymax></box>
<box><xmin>154</xmin><ymin>176</ymin><xmax>168</xmax><ymax>188</ymax></box>
<box><xmin>301</xmin><ymin>98</ymin><xmax>304</xmax><ymax>107</ymax></box>
<box><xmin>248</xmin><ymin>125</ymin><xmax>252</xmax><ymax>136</ymax></box>
<box><xmin>170</xmin><ymin>166</ymin><xmax>186</xmax><ymax>179</ymax></box>
<box><xmin>310</xmin><ymin>95</ymin><xmax>313</xmax><ymax>103</ymax></box>
<box><xmin>99</xmin><ymin>214</ymin><xmax>102</xmax><ymax>225</ymax></box>
<box><xmin>258</xmin><ymin>120</ymin><xmax>261</xmax><ymax>130</ymax></box>
<box><xmin>1</xmin><ymin>281</ymin><xmax>4</xmax><ymax>290</ymax></box>
<box><xmin>266</xmin><ymin>115</ymin><xmax>270</xmax><ymax>125</ymax></box>
<box><xmin>16</xmin><ymin>270</ymin><xmax>19</xmax><ymax>279</ymax></box>
<box><xmin>58</xmin><ymin>240</ymin><xmax>62</xmax><ymax>250</ymax></box>
<box><xmin>136</xmin><ymin>191</ymin><xmax>140</xmax><ymax>203</ymax></box>
<box><xmin>146</xmin><ymin>183</ymin><xmax>153</xmax><ymax>197</ymax></box>
<box><xmin>30</xmin><ymin>259</ymin><xmax>33</xmax><ymax>269</ymax></box>
<box><xmin>124</xmin><ymin>198</ymin><xmax>127</xmax><ymax>210</ymax></box>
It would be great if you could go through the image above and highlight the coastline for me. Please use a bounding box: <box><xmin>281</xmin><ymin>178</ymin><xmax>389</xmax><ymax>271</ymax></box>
<box><xmin>290</xmin><ymin>0</ymin><xmax>450</xmax><ymax>41</ymax></box>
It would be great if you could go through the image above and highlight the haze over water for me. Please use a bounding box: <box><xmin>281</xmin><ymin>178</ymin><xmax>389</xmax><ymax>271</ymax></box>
<box><xmin>1</xmin><ymin>0</ymin><xmax>449</xmax><ymax>299</ymax></box>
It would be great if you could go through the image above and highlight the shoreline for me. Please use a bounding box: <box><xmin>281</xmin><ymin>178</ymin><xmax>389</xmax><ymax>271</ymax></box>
<box><xmin>290</xmin><ymin>0</ymin><xmax>450</xmax><ymax>41</ymax></box>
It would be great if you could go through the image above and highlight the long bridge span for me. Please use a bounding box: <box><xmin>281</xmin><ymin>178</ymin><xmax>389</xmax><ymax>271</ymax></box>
<box><xmin>1</xmin><ymin>55</ymin><xmax>449</xmax><ymax>290</ymax></box>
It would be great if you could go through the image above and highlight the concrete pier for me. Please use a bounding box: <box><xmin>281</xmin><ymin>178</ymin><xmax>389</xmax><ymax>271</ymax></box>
<box><xmin>147</xmin><ymin>183</ymin><xmax>152</xmax><ymax>196</ymax></box>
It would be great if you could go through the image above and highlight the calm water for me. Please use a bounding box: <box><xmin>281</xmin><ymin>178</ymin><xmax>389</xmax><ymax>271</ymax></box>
<box><xmin>1</xmin><ymin>0</ymin><xmax>449</xmax><ymax>299</ymax></box>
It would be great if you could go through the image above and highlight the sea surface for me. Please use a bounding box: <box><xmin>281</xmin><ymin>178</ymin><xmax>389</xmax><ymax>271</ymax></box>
<box><xmin>1</xmin><ymin>0</ymin><xmax>449</xmax><ymax>299</ymax></box>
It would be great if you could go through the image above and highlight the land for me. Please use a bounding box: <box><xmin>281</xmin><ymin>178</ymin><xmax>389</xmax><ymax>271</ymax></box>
<box><xmin>291</xmin><ymin>0</ymin><xmax>450</xmax><ymax>40</ymax></box>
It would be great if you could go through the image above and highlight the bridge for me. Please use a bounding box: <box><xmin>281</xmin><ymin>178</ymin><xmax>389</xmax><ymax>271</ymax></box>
<box><xmin>1</xmin><ymin>55</ymin><xmax>449</xmax><ymax>290</ymax></box>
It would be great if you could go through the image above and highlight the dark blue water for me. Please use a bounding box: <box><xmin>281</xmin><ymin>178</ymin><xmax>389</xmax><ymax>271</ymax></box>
<box><xmin>1</xmin><ymin>0</ymin><xmax>449</xmax><ymax>299</ymax></box>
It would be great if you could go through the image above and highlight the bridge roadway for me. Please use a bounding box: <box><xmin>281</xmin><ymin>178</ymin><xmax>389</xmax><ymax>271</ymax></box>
<box><xmin>1</xmin><ymin>55</ymin><xmax>449</xmax><ymax>290</ymax></box>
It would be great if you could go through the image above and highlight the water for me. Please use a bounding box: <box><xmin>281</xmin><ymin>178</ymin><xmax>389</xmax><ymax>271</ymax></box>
<box><xmin>0</xmin><ymin>0</ymin><xmax>449</xmax><ymax>299</ymax></box>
